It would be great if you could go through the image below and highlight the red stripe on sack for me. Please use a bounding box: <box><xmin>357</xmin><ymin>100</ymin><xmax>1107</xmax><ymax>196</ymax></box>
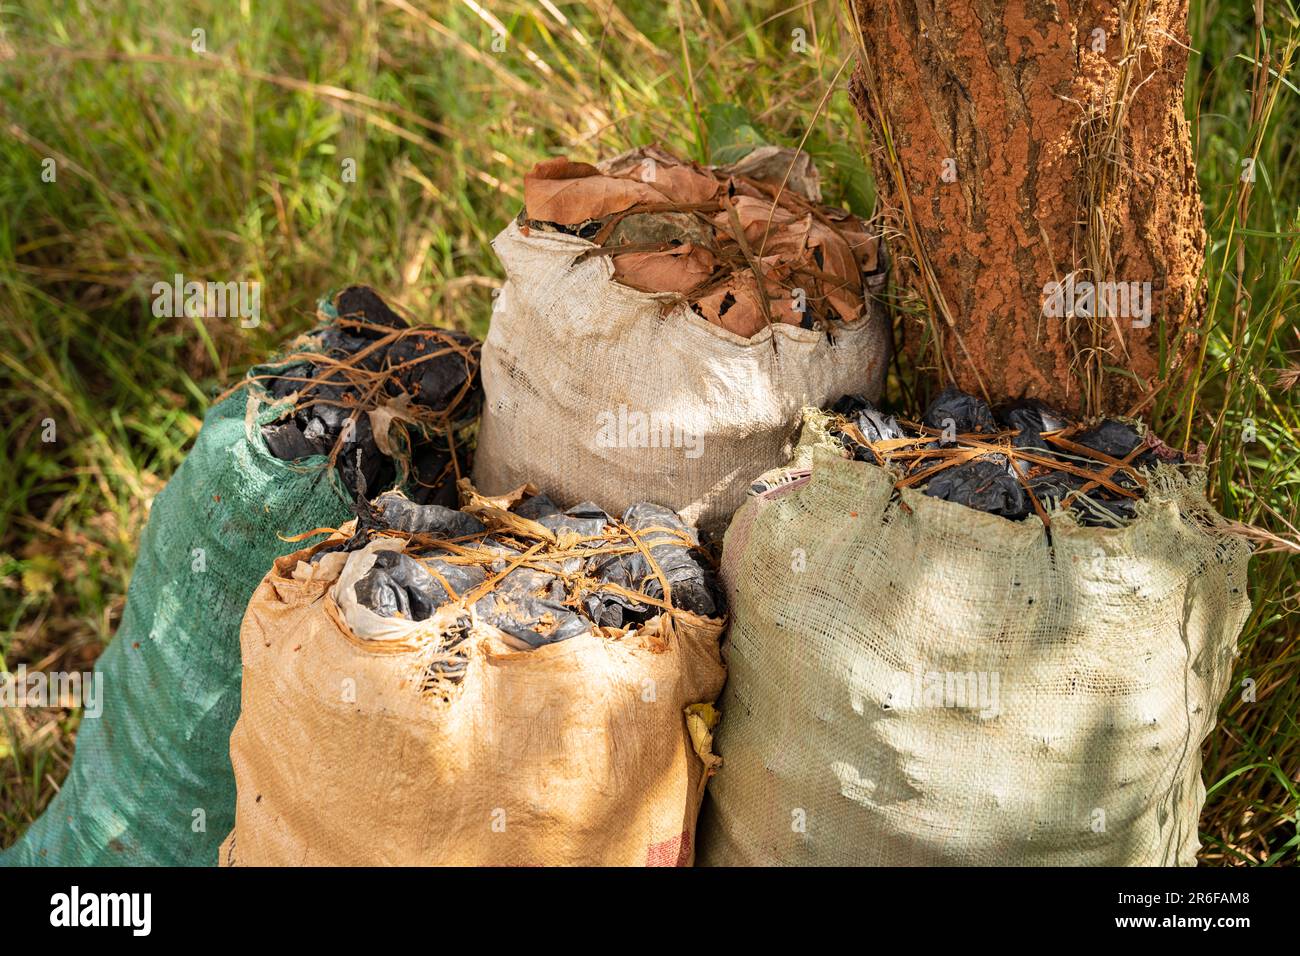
<box><xmin>645</xmin><ymin>829</ymin><xmax>692</xmax><ymax>867</ymax></box>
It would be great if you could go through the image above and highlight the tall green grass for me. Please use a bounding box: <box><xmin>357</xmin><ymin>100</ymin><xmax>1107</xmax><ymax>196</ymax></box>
<box><xmin>0</xmin><ymin>0</ymin><xmax>1295</xmax><ymax>863</ymax></box>
<box><xmin>1171</xmin><ymin>0</ymin><xmax>1300</xmax><ymax>865</ymax></box>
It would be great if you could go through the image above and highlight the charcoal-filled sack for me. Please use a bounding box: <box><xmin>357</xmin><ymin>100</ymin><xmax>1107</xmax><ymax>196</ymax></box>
<box><xmin>474</xmin><ymin>145</ymin><xmax>890</xmax><ymax>535</ymax></box>
<box><xmin>1</xmin><ymin>287</ymin><xmax>480</xmax><ymax>867</ymax></box>
<box><xmin>221</xmin><ymin>483</ymin><xmax>726</xmax><ymax>866</ymax></box>
<box><xmin>698</xmin><ymin>410</ymin><xmax>1251</xmax><ymax>866</ymax></box>
<box><xmin>258</xmin><ymin>285</ymin><xmax>481</xmax><ymax>504</ymax></box>
<box><xmin>825</xmin><ymin>387</ymin><xmax>1192</xmax><ymax>527</ymax></box>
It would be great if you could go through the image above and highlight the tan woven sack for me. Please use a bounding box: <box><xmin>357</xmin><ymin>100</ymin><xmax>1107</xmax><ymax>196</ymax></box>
<box><xmin>698</xmin><ymin>412</ymin><xmax>1251</xmax><ymax>866</ymax></box>
<box><xmin>472</xmin><ymin>220</ymin><xmax>889</xmax><ymax>535</ymax></box>
<box><xmin>224</xmin><ymin>537</ymin><xmax>726</xmax><ymax>867</ymax></box>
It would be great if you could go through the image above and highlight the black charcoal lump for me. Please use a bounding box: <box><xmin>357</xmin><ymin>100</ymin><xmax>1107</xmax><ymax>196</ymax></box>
<box><xmin>620</xmin><ymin>503</ymin><xmax>717</xmax><ymax>617</ymax></box>
<box><xmin>831</xmin><ymin>394</ymin><xmax>905</xmax><ymax>444</ymax></box>
<box><xmin>827</xmin><ymin>388</ymin><xmax>1186</xmax><ymax>527</ymax></box>
<box><xmin>922</xmin><ymin>384</ymin><xmax>999</xmax><ymax>438</ymax></box>
<box><xmin>373</xmin><ymin>492</ymin><xmax>487</xmax><ymax>539</ymax></box>
<box><xmin>259</xmin><ymin>285</ymin><xmax>481</xmax><ymax>505</ymax></box>
<box><xmin>923</xmin><ymin>459</ymin><xmax>1030</xmax><ymax>520</ymax></box>
<box><xmin>351</xmin><ymin>494</ymin><xmax>722</xmax><ymax>650</ymax></box>
<box><xmin>354</xmin><ymin>550</ymin><xmax>487</xmax><ymax>621</ymax></box>
<box><xmin>352</xmin><ymin>494</ymin><xmax>719</xmax><ymax>647</ymax></box>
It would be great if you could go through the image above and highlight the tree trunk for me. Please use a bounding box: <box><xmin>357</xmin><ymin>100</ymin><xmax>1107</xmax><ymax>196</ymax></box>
<box><xmin>850</xmin><ymin>0</ymin><xmax>1205</xmax><ymax>415</ymax></box>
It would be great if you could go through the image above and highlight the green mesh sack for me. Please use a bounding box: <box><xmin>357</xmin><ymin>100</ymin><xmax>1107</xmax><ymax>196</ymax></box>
<box><xmin>1</xmin><ymin>374</ymin><xmax>351</xmax><ymax>866</ymax></box>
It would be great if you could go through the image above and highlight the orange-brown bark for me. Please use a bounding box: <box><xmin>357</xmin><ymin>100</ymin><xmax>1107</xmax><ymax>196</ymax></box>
<box><xmin>851</xmin><ymin>0</ymin><xmax>1205</xmax><ymax>413</ymax></box>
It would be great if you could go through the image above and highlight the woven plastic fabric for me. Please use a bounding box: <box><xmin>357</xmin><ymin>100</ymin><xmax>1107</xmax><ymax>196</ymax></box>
<box><xmin>220</xmin><ymin>538</ymin><xmax>726</xmax><ymax>866</ymax></box>
<box><xmin>2</xmin><ymin>380</ymin><xmax>351</xmax><ymax>866</ymax></box>
<box><xmin>698</xmin><ymin>412</ymin><xmax>1251</xmax><ymax>866</ymax></box>
<box><xmin>473</xmin><ymin>221</ymin><xmax>890</xmax><ymax>536</ymax></box>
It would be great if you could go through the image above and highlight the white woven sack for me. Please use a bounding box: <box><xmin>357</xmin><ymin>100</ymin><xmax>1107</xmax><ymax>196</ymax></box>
<box><xmin>473</xmin><ymin>221</ymin><xmax>890</xmax><ymax>534</ymax></box>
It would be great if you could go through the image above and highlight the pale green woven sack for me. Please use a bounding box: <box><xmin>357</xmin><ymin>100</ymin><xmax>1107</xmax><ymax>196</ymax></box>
<box><xmin>699</xmin><ymin>411</ymin><xmax>1251</xmax><ymax>866</ymax></box>
<box><xmin>1</xmin><ymin>372</ymin><xmax>351</xmax><ymax>866</ymax></box>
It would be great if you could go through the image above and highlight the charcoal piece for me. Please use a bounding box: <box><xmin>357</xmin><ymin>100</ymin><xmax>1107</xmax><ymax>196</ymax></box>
<box><xmin>1026</xmin><ymin>473</ymin><xmax>1138</xmax><ymax>526</ymax></box>
<box><xmin>493</xmin><ymin>565</ymin><xmax>567</xmax><ymax>605</ymax></box>
<box><xmin>336</xmin><ymin>409</ymin><xmax>378</xmax><ymax>457</ymax></box>
<box><xmin>266</xmin><ymin>362</ymin><xmax>314</xmax><ymax>401</ymax></box>
<box><xmin>533</xmin><ymin>552</ymin><xmax>585</xmax><ymax>576</ymax></box>
<box><xmin>922</xmin><ymin>385</ymin><xmax>999</xmax><ymax>439</ymax></box>
<box><xmin>261</xmin><ymin>420</ymin><xmax>321</xmax><ymax>461</ymax></box>
<box><xmin>581</xmin><ymin>551</ymin><xmax>647</xmax><ymax>627</ymax></box>
<box><xmin>481</xmin><ymin>541</ymin><xmax>522</xmax><ymax>569</ymax></box>
<box><xmin>837</xmin><ymin>432</ymin><xmax>877</xmax><ymax>464</ymax></box>
<box><xmin>1011</xmin><ymin>428</ymin><xmax>1053</xmax><ymax>456</ymax></box>
<box><xmin>1076</xmin><ymin>497</ymin><xmax>1138</xmax><ymax>526</ymax></box>
<box><xmin>1027</xmin><ymin>471</ymin><xmax>1086</xmax><ymax>505</ymax></box>
<box><xmin>374</xmin><ymin>492</ymin><xmax>487</xmax><ymax>539</ymax></box>
<box><xmin>335</xmin><ymin>285</ymin><xmax>407</xmax><ymax>333</ymax></box>
<box><xmin>414</xmin><ymin>361</ymin><xmax>470</xmax><ymax>409</ymax></box>
<box><xmin>1058</xmin><ymin>496</ymin><xmax>1138</xmax><ymax>527</ymax></box>
<box><xmin>514</xmin><ymin>493</ymin><xmax>562</xmax><ymax>521</ymax></box>
<box><xmin>421</xmin><ymin>558</ymin><xmax>487</xmax><ymax>601</ymax></box>
<box><xmin>409</xmin><ymin>477</ymin><xmax>460</xmax><ymax>509</ymax></box>
<box><xmin>749</xmin><ymin>472</ymin><xmax>808</xmax><ymax>497</ymax></box>
<box><xmin>407</xmin><ymin>444</ymin><xmax>464</xmax><ymax>508</ymax></box>
<box><xmin>428</xmin><ymin>658</ymin><xmax>468</xmax><ymax>680</ymax></box>
<box><xmin>354</xmin><ymin>551</ymin><xmax>487</xmax><ymax>622</ymax></box>
<box><xmin>310</xmin><ymin>327</ymin><xmax>375</xmax><ymax>357</ymax></box>
<box><xmin>478</xmin><ymin>541</ymin><xmax>549</xmax><ymax>577</ymax></box>
<box><xmin>619</xmin><ymin>503</ymin><xmax>717</xmax><ymax>617</ymax></box>
<box><xmin>302</xmin><ymin>417</ymin><xmax>327</xmax><ymax>445</ymax></box>
<box><xmin>830</xmin><ymin>394</ymin><xmax>871</xmax><ymax>417</ymax></box>
<box><xmin>307</xmin><ymin>494</ymin><xmax>389</xmax><ymax>562</ymax></box>
<box><xmin>418</xmin><ymin>616</ymin><xmax>476</xmax><ymax>682</ymax></box>
<box><xmin>404</xmin><ymin>333</ymin><xmax>479</xmax><ymax>411</ymax></box>
<box><xmin>995</xmin><ymin>399</ymin><xmax>1069</xmax><ymax>464</ymax></box>
<box><xmin>923</xmin><ymin>459</ymin><xmax>1031</xmax><ymax>519</ymax></box>
<box><xmin>306</xmin><ymin>382</ymin><xmax>355</xmax><ymax>434</ymax></box>
<box><xmin>354</xmin><ymin>551</ymin><xmax>441</xmax><ymax>621</ymax></box>
<box><xmin>1074</xmin><ymin>419</ymin><xmax>1142</xmax><ymax>457</ymax></box>
<box><xmin>623</xmin><ymin>502</ymin><xmax>698</xmax><ymax>540</ymax></box>
<box><xmin>1010</xmin><ymin>432</ymin><xmax>1052</xmax><ymax>478</ymax></box>
<box><xmin>854</xmin><ymin>406</ymin><xmax>905</xmax><ymax>444</ymax></box>
<box><xmin>996</xmin><ymin>398</ymin><xmax>1071</xmax><ymax>435</ymax></box>
<box><xmin>581</xmin><ymin>590</ymin><xmax>634</xmax><ymax>628</ymax></box>
<box><xmin>338</xmin><ymin>432</ymin><xmax>395</xmax><ymax>503</ymax></box>
<box><xmin>1074</xmin><ymin>419</ymin><xmax>1164</xmax><ymax>469</ymax></box>
<box><xmin>833</xmin><ymin>394</ymin><xmax>905</xmax><ymax>445</ymax></box>
<box><xmin>538</xmin><ymin>501</ymin><xmax>610</xmax><ymax>542</ymax></box>
<box><xmin>474</xmin><ymin>592</ymin><xmax>589</xmax><ymax>648</ymax></box>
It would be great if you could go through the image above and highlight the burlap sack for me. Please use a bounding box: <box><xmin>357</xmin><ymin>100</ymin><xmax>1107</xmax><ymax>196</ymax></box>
<box><xmin>225</xmin><ymin>539</ymin><xmax>727</xmax><ymax>866</ymax></box>
<box><xmin>698</xmin><ymin>412</ymin><xmax>1251</xmax><ymax>866</ymax></box>
<box><xmin>473</xmin><ymin>220</ymin><xmax>889</xmax><ymax>535</ymax></box>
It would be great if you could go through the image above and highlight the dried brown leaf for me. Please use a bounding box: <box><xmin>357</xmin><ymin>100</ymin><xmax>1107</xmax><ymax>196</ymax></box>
<box><xmin>723</xmin><ymin>145</ymin><xmax>822</xmax><ymax>203</ymax></box>
<box><xmin>613</xmin><ymin>243</ymin><xmax>717</xmax><ymax>295</ymax></box>
<box><xmin>524</xmin><ymin>162</ymin><xmax>664</xmax><ymax>225</ymax></box>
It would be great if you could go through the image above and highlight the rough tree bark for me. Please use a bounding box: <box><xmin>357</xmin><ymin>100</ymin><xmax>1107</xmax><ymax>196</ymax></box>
<box><xmin>850</xmin><ymin>0</ymin><xmax>1206</xmax><ymax>415</ymax></box>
